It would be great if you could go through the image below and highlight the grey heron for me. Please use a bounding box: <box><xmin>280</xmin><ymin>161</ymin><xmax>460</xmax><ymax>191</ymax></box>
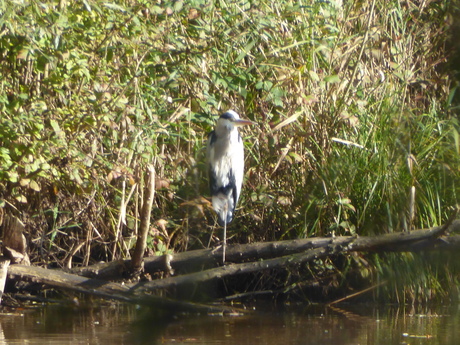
<box><xmin>206</xmin><ymin>110</ymin><xmax>256</xmax><ymax>263</ymax></box>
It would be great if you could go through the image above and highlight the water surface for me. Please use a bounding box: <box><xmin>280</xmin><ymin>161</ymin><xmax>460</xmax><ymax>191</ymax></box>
<box><xmin>0</xmin><ymin>301</ymin><xmax>458</xmax><ymax>344</ymax></box>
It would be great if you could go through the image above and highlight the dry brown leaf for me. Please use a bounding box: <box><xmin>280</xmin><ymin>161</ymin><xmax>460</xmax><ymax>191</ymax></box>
<box><xmin>180</xmin><ymin>197</ymin><xmax>212</xmax><ymax>216</ymax></box>
<box><xmin>155</xmin><ymin>178</ymin><xmax>170</xmax><ymax>190</ymax></box>
<box><xmin>188</xmin><ymin>8</ymin><xmax>200</xmax><ymax>20</ymax></box>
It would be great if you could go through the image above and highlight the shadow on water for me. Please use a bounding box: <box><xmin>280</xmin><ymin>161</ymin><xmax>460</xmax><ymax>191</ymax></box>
<box><xmin>0</xmin><ymin>301</ymin><xmax>460</xmax><ymax>344</ymax></box>
<box><xmin>149</xmin><ymin>303</ymin><xmax>460</xmax><ymax>345</ymax></box>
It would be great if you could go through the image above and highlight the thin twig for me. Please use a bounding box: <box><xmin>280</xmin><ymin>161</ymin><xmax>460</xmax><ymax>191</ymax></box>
<box><xmin>131</xmin><ymin>164</ymin><xmax>156</xmax><ymax>275</ymax></box>
<box><xmin>327</xmin><ymin>280</ymin><xmax>387</xmax><ymax>306</ymax></box>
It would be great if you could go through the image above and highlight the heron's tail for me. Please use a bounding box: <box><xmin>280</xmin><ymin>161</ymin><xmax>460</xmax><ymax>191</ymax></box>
<box><xmin>212</xmin><ymin>194</ymin><xmax>234</xmax><ymax>226</ymax></box>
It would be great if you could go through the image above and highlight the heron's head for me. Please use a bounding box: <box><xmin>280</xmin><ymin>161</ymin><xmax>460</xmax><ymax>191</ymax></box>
<box><xmin>216</xmin><ymin>110</ymin><xmax>256</xmax><ymax>132</ymax></box>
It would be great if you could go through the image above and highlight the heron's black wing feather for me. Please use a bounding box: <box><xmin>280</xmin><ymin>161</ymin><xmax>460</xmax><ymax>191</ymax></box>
<box><xmin>208</xmin><ymin>130</ymin><xmax>217</xmax><ymax>145</ymax></box>
<box><xmin>229</xmin><ymin>169</ymin><xmax>238</xmax><ymax>215</ymax></box>
<box><xmin>209</xmin><ymin>169</ymin><xmax>236</xmax><ymax>198</ymax></box>
<box><xmin>208</xmin><ymin>167</ymin><xmax>219</xmax><ymax>195</ymax></box>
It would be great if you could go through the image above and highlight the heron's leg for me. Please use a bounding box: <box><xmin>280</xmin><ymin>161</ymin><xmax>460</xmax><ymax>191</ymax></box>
<box><xmin>222</xmin><ymin>219</ymin><xmax>227</xmax><ymax>264</ymax></box>
<box><xmin>222</xmin><ymin>202</ymin><xmax>228</xmax><ymax>264</ymax></box>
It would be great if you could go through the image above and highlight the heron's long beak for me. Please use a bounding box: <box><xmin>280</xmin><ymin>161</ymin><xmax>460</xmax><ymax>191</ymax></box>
<box><xmin>233</xmin><ymin>119</ymin><xmax>257</xmax><ymax>126</ymax></box>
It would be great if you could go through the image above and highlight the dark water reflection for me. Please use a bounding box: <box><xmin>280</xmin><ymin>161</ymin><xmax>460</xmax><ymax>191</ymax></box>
<box><xmin>0</xmin><ymin>302</ymin><xmax>459</xmax><ymax>344</ymax></box>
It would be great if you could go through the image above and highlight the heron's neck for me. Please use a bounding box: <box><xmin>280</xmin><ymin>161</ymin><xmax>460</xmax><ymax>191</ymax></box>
<box><xmin>216</xmin><ymin>124</ymin><xmax>237</xmax><ymax>138</ymax></box>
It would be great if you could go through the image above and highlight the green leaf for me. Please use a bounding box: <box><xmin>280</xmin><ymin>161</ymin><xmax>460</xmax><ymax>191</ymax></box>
<box><xmin>15</xmin><ymin>194</ymin><xmax>27</xmax><ymax>203</ymax></box>
<box><xmin>29</xmin><ymin>180</ymin><xmax>41</xmax><ymax>192</ymax></box>
<box><xmin>235</xmin><ymin>40</ymin><xmax>257</xmax><ymax>64</ymax></box>
<box><xmin>174</xmin><ymin>0</ymin><xmax>184</xmax><ymax>12</ymax></box>
<box><xmin>324</xmin><ymin>75</ymin><xmax>340</xmax><ymax>83</ymax></box>
<box><xmin>7</xmin><ymin>171</ymin><xmax>19</xmax><ymax>183</ymax></box>
<box><xmin>50</xmin><ymin>119</ymin><xmax>61</xmax><ymax>136</ymax></box>
<box><xmin>103</xmin><ymin>3</ymin><xmax>126</xmax><ymax>12</ymax></box>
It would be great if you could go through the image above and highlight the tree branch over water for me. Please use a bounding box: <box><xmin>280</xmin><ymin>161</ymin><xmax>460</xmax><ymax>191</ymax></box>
<box><xmin>6</xmin><ymin>218</ymin><xmax>460</xmax><ymax>305</ymax></box>
<box><xmin>130</xmin><ymin>219</ymin><xmax>460</xmax><ymax>294</ymax></box>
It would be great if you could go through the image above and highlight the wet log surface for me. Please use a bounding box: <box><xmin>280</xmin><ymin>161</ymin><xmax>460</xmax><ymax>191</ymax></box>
<box><xmin>5</xmin><ymin>219</ymin><xmax>460</xmax><ymax>310</ymax></box>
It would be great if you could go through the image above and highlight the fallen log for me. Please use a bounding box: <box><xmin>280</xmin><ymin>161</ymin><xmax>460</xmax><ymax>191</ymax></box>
<box><xmin>69</xmin><ymin>236</ymin><xmax>366</xmax><ymax>279</ymax></box>
<box><xmin>71</xmin><ymin>219</ymin><xmax>460</xmax><ymax>281</ymax></box>
<box><xmin>6</xmin><ymin>218</ymin><xmax>460</xmax><ymax>304</ymax></box>
<box><xmin>6</xmin><ymin>264</ymin><xmax>246</xmax><ymax>314</ymax></box>
<box><xmin>9</xmin><ymin>264</ymin><xmax>131</xmax><ymax>300</ymax></box>
<box><xmin>130</xmin><ymin>219</ymin><xmax>460</xmax><ymax>294</ymax></box>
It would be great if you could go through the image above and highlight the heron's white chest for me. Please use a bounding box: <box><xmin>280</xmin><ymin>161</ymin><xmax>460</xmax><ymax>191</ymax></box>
<box><xmin>210</xmin><ymin>129</ymin><xmax>244</xmax><ymax>186</ymax></box>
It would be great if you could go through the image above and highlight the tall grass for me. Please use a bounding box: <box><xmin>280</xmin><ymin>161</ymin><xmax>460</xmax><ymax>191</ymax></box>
<box><xmin>0</xmin><ymin>0</ymin><xmax>459</xmax><ymax>301</ymax></box>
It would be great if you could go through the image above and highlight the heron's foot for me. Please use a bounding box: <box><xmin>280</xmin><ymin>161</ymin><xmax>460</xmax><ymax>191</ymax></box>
<box><xmin>211</xmin><ymin>244</ymin><xmax>227</xmax><ymax>264</ymax></box>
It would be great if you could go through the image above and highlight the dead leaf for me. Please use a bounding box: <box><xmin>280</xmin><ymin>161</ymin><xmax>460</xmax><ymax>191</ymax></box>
<box><xmin>155</xmin><ymin>178</ymin><xmax>170</xmax><ymax>190</ymax></box>
<box><xmin>181</xmin><ymin>197</ymin><xmax>212</xmax><ymax>216</ymax></box>
<box><xmin>188</xmin><ymin>8</ymin><xmax>200</xmax><ymax>20</ymax></box>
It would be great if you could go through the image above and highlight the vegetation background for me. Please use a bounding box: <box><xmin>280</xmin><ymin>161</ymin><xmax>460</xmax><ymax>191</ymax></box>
<box><xmin>1</xmin><ymin>0</ymin><xmax>460</xmax><ymax>303</ymax></box>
